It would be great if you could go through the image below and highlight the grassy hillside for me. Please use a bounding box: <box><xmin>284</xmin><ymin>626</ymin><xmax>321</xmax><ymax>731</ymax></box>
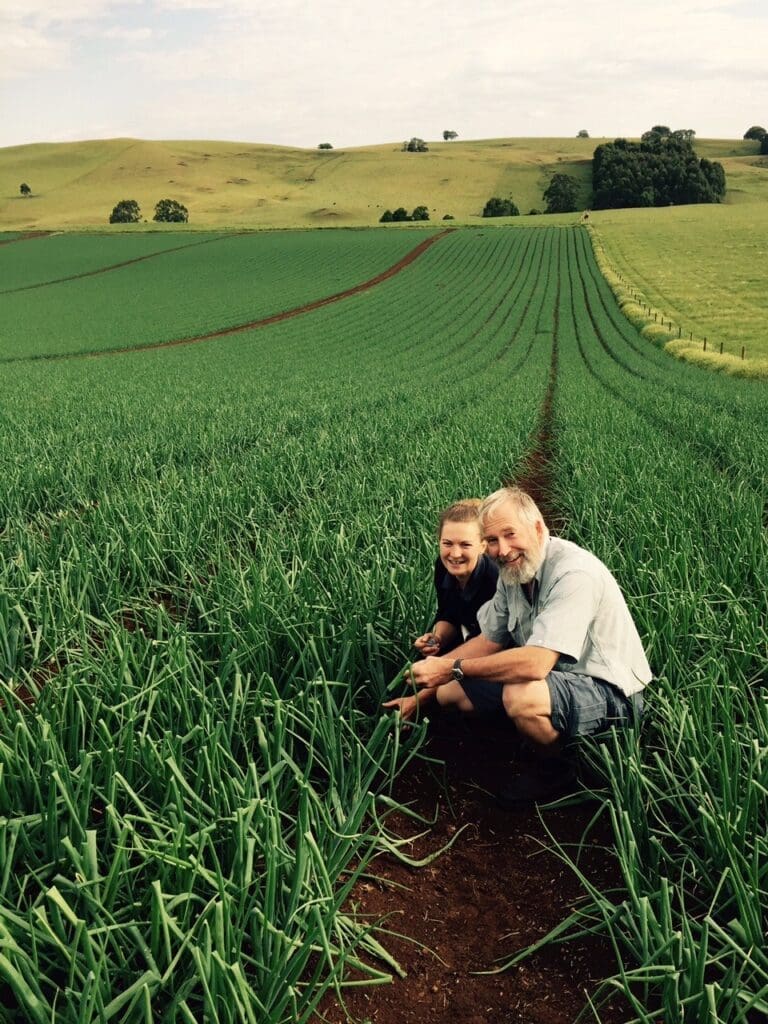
<box><xmin>0</xmin><ymin>136</ymin><xmax>602</xmax><ymax>230</ymax></box>
<box><xmin>2</xmin><ymin>133</ymin><xmax>766</xmax><ymax>374</ymax></box>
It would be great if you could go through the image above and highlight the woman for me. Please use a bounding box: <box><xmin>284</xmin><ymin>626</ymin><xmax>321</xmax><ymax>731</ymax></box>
<box><xmin>383</xmin><ymin>499</ymin><xmax>498</xmax><ymax>720</ymax></box>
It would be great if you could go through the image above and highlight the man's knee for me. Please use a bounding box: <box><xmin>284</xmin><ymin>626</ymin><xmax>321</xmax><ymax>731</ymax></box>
<box><xmin>502</xmin><ymin>679</ymin><xmax>550</xmax><ymax>720</ymax></box>
<box><xmin>437</xmin><ymin>681</ymin><xmax>475</xmax><ymax>713</ymax></box>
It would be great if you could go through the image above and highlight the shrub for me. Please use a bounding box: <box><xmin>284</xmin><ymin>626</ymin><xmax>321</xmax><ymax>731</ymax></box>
<box><xmin>154</xmin><ymin>199</ymin><xmax>189</xmax><ymax>223</ymax></box>
<box><xmin>379</xmin><ymin>210</ymin><xmax>394</xmax><ymax>223</ymax></box>
<box><xmin>411</xmin><ymin>205</ymin><xmax>429</xmax><ymax>221</ymax></box>
<box><xmin>109</xmin><ymin>199</ymin><xmax>141</xmax><ymax>224</ymax></box>
<box><xmin>482</xmin><ymin>197</ymin><xmax>519</xmax><ymax>218</ymax></box>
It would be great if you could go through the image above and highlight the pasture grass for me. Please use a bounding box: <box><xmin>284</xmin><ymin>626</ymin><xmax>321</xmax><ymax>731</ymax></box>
<box><xmin>0</xmin><ymin>136</ymin><xmax>601</xmax><ymax>230</ymax></box>
<box><xmin>589</xmin><ymin>201</ymin><xmax>768</xmax><ymax>374</ymax></box>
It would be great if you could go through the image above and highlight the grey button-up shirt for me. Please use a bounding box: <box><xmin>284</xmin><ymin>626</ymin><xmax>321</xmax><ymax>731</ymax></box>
<box><xmin>477</xmin><ymin>537</ymin><xmax>652</xmax><ymax>696</ymax></box>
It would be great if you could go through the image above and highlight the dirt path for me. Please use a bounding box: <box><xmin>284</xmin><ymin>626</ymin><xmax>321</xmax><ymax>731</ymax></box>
<box><xmin>2</xmin><ymin>229</ymin><xmax>452</xmax><ymax>363</ymax></box>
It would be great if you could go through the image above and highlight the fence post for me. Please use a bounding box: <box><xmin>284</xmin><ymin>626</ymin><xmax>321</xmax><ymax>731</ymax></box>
<box><xmin>703</xmin><ymin>338</ymin><xmax>707</xmax><ymax>351</ymax></box>
<box><xmin>719</xmin><ymin>342</ymin><xmax>723</xmax><ymax>354</ymax></box>
<box><xmin>742</xmin><ymin>346</ymin><xmax>745</xmax><ymax>360</ymax></box>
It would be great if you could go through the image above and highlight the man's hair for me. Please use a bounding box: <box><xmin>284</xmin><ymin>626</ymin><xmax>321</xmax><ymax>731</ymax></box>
<box><xmin>437</xmin><ymin>498</ymin><xmax>483</xmax><ymax>536</ymax></box>
<box><xmin>479</xmin><ymin>487</ymin><xmax>549</xmax><ymax>536</ymax></box>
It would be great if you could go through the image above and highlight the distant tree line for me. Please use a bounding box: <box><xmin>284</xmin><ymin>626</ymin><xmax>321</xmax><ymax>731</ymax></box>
<box><xmin>380</xmin><ymin>205</ymin><xmax>429</xmax><ymax>222</ymax></box>
<box><xmin>592</xmin><ymin>126</ymin><xmax>726</xmax><ymax>209</ymax></box>
<box><xmin>109</xmin><ymin>198</ymin><xmax>189</xmax><ymax>224</ymax></box>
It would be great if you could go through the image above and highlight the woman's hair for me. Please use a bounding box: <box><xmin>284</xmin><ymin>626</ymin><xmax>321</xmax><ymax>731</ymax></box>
<box><xmin>437</xmin><ymin>499</ymin><xmax>483</xmax><ymax>537</ymax></box>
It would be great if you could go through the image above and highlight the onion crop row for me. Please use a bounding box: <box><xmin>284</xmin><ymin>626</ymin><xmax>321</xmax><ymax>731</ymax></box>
<box><xmin>0</xmin><ymin>228</ymin><xmax>555</xmax><ymax>1020</ymax></box>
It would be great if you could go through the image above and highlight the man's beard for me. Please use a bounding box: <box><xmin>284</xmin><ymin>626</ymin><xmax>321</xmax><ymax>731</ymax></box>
<box><xmin>499</xmin><ymin>545</ymin><xmax>545</xmax><ymax>586</ymax></box>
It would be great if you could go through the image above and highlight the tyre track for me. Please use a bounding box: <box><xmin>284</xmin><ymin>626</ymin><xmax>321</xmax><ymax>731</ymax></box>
<box><xmin>0</xmin><ymin>232</ymin><xmax>242</xmax><ymax>295</ymax></box>
<box><xmin>0</xmin><ymin>231</ymin><xmax>53</xmax><ymax>247</ymax></box>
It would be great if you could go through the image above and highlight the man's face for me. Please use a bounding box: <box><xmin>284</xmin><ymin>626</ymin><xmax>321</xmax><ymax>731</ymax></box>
<box><xmin>482</xmin><ymin>502</ymin><xmax>545</xmax><ymax>586</ymax></box>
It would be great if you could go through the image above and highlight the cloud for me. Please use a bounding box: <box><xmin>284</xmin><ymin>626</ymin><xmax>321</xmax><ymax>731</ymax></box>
<box><xmin>0</xmin><ymin>0</ymin><xmax>766</xmax><ymax>147</ymax></box>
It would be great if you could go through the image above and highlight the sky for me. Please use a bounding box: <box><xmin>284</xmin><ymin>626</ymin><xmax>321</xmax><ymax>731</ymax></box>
<box><xmin>1</xmin><ymin>0</ymin><xmax>766</xmax><ymax>150</ymax></box>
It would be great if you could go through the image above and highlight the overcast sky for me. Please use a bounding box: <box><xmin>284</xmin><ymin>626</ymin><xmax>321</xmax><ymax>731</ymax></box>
<box><xmin>2</xmin><ymin>0</ymin><xmax>766</xmax><ymax>150</ymax></box>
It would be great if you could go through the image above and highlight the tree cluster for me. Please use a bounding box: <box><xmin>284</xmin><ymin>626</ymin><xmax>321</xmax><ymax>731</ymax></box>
<box><xmin>592</xmin><ymin>127</ymin><xmax>726</xmax><ymax>210</ymax></box>
<box><xmin>743</xmin><ymin>126</ymin><xmax>766</xmax><ymax>142</ymax></box>
<box><xmin>380</xmin><ymin>205</ymin><xmax>429</xmax><ymax>222</ymax></box>
<box><xmin>318</xmin><ymin>143</ymin><xmax>333</xmax><ymax>150</ymax></box>
<box><xmin>403</xmin><ymin>137</ymin><xmax>429</xmax><ymax>152</ymax></box>
<box><xmin>543</xmin><ymin>173</ymin><xmax>580</xmax><ymax>214</ymax></box>
<box><xmin>442</xmin><ymin>130</ymin><xmax>458</xmax><ymax>141</ymax></box>
<box><xmin>108</xmin><ymin>199</ymin><xmax>189</xmax><ymax>224</ymax></box>
<box><xmin>482</xmin><ymin>197</ymin><xmax>519</xmax><ymax>218</ymax></box>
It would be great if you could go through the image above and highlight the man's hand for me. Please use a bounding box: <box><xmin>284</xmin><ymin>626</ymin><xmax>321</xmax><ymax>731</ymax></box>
<box><xmin>381</xmin><ymin>694</ymin><xmax>421</xmax><ymax>721</ymax></box>
<box><xmin>410</xmin><ymin>656</ymin><xmax>454</xmax><ymax>690</ymax></box>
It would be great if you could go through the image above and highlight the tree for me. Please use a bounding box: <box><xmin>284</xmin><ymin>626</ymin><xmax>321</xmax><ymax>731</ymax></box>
<box><xmin>379</xmin><ymin>209</ymin><xmax>394</xmax><ymax>223</ymax></box>
<box><xmin>318</xmin><ymin>142</ymin><xmax>333</xmax><ymax>149</ymax></box>
<box><xmin>403</xmin><ymin>137</ymin><xmax>428</xmax><ymax>152</ymax></box>
<box><xmin>577</xmin><ymin>130</ymin><xmax>589</xmax><ymax>139</ymax></box>
<box><xmin>153</xmin><ymin>198</ymin><xmax>189</xmax><ymax>223</ymax></box>
<box><xmin>761</xmin><ymin>135</ymin><xmax>768</xmax><ymax>156</ymax></box>
<box><xmin>744</xmin><ymin>125</ymin><xmax>767</xmax><ymax>141</ymax></box>
<box><xmin>19</xmin><ymin>183</ymin><xmax>31</xmax><ymax>197</ymax></box>
<box><xmin>543</xmin><ymin>173</ymin><xmax>580</xmax><ymax>214</ymax></box>
<box><xmin>391</xmin><ymin>207</ymin><xmax>410</xmax><ymax>221</ymax></box>
<box><xmin>482</xmin><ymin>197</ymin><xmax>519</xmax><ymax>217</ymax></box>
<box><xmin>411</xmin><ymin>205</ymin><xmax>429</xmax><ymax>221</ymax></box>
<box><xmin>592</xmin><ymin>128</ymin><xmax>726</xmax><ymax>210</ymax></box>
<box><xmin>442</xmin><ymin>130</ymin><xmax>458</xmax><ymax>141</ymax></box>
<box><xmin>109</xmin><ymin>199</ymin><xmax>141</xmax><ymax>224</ymax></box>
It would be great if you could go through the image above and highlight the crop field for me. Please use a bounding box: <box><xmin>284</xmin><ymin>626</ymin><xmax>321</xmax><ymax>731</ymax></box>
<box><xmin>0</xmin><ymin>227</ymin><xmax>766</xmax><ymax>1022</ymax></box>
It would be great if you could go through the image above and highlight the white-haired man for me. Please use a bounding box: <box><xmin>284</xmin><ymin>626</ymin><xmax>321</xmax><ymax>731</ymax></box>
<box><xmin>409</xmin><ymin>486</ymin><xmax>651</xmax><ymax>806</ymax></box>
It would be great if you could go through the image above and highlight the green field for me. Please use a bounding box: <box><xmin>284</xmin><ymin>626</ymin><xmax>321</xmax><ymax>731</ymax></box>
<box><xmin>589</xmin><ymin>202</ymin><xmax>768</xmax><ymax>369</ymax></box>
<box><xmin>0</xmin><ymin>228</ymin><xmax>766</xmax><ymax>1022</ymax></box>
<box><xmin>2</xmin><ymin>134</ymin><xmax>767</xmax><ymax>377</ymax></box>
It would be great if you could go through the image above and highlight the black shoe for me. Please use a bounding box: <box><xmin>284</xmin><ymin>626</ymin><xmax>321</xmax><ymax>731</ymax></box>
<box><xmin>496</xmin><ymin>758</ymin><xmax>577</xmax><ymax>809</ymax></box>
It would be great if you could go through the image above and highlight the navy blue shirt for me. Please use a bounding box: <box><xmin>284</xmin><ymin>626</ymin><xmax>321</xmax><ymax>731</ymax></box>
<box><xmin>433</xmin><ymin>553</ymin><xmax>499</xmax><ymax>643</ymax></box>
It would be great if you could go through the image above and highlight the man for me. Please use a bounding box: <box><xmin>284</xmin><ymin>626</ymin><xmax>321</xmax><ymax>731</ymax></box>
<box><xmin>408</xmin><ymin>486</ymin><xmax>651</xmax><ymax>806</ymax></box>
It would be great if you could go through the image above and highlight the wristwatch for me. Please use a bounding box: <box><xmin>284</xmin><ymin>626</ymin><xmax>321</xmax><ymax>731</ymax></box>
<box><xmin>451</xmin><ymin>659</ymin><xmax>465</xmax><ymax>683</ymax></box>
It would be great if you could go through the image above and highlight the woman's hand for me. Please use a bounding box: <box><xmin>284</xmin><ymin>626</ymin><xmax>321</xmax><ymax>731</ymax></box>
<box><xmin>414</xmin><ymin>632</ymin><xmax>441</xmax><ymax>655</ymax></box>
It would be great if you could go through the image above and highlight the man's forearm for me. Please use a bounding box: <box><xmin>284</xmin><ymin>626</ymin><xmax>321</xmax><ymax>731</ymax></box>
<box><xmin>460</xmin><ymin>645</ymin><xmax>558</xmax><ymax>684</ymax></box>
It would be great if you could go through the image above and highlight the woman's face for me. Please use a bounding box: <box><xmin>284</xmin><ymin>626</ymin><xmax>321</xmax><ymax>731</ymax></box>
<box><xmin>439</xmin><ymin>519</ymin><xmax>486</xmax><ymax>584</ymax></box>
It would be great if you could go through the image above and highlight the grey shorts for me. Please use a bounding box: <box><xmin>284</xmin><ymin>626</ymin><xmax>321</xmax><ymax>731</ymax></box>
<box><xmin>458</xmin><ymin>671</ymin><xmax>643</xmax><ymax>739</ymax></box>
